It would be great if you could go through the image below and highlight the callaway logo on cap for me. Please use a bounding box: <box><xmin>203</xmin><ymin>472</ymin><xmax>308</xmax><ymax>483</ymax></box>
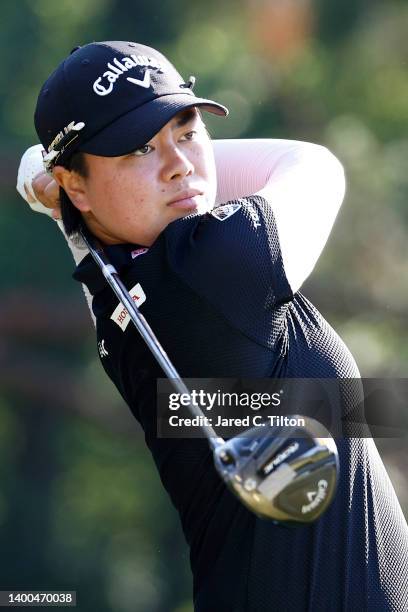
<box><xmin>34</xmin><ymin>41</ymin><xmax>228</xmax><ymax>170</ymax></box>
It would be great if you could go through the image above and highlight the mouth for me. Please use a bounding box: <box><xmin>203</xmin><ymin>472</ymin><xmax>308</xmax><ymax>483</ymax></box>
<box><xmin>166</xmin><ymin>190</ymin><xmax>203</xmax><ymax>211</ymax></box>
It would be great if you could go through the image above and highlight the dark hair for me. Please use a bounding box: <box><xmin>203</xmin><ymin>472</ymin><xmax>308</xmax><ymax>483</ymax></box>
<box><xmin>59</xmin><ymin>152</ymin><xmax>88</xmax><ymax>237</ymax></box>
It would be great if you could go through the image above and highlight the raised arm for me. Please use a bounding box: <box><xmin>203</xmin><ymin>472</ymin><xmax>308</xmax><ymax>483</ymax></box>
<box><xmin>17</xmin><ymin>138</ymin><xmax>346</xmax><ymax>294</ymax></box>
<box><xmin>212</xmin><ymin>139</ymin><xmax>346</xmax><ymax>293</ymax></box>
<box><xmin>17</xmin><ymin>144</ymin><xmax>94</xmax><ymax>322</ymax></box>
<box><xmin>16</xmin><ymin>144</ymin><xmax>88</xmax><ymax>265</ymax></box>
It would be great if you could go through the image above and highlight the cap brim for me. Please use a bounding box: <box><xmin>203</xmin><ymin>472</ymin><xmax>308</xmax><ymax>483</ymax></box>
<box><xmin>77</xmin><ymin>93</ymin><xmax>228</xmax><ymax>157</ymax></box>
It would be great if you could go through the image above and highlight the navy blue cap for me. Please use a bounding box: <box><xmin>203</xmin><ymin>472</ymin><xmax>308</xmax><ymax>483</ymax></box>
<box><xmin>34</xmin><ymin>41</ymin><xmax>228</xmax><ymax>170</ymax></box>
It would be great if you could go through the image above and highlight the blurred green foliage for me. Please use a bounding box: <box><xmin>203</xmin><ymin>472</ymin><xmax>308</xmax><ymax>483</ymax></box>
<box><xmin>1</xmin><ymin>0</ymin><xmax>407</xmax><ymax>610</ymax></box>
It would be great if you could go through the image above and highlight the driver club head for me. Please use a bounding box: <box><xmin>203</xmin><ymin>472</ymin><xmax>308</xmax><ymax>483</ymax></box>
<box><xmin>213</xmin><ymin>416</ymin><xmax>339</xmax><ymax>524</ymax></box>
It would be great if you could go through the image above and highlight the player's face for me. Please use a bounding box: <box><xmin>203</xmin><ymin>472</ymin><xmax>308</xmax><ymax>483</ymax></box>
<box><xmin>78</xmin><ymin>108</ymin><xmax>216</xmax><ymax>245</ymax></box>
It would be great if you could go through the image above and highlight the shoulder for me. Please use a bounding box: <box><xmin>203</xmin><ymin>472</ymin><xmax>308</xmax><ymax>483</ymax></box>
<box><xmin>164</xmin><ymin>195</ymin><xmax>282</xmax><ymax>268</ymax></box>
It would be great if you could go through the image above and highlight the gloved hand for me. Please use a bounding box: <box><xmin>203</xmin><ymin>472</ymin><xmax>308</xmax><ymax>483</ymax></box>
<box><xmin>16</xmin><ymin>144</ymin><xmax>60</xmax><ymax>219</ymax></box>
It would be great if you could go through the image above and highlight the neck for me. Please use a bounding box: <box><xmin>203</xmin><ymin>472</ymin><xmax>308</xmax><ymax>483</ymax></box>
<box><xmin>80</xmin><ymin>212</ymin><xmax>154</xmax><ymax>247</ymax></box>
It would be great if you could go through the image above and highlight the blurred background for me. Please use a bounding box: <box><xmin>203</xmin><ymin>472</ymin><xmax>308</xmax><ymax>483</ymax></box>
<box><xmin>1</xmin><ymin>0</ymin><xmax>407</xmax><ymax>610</ymax></box>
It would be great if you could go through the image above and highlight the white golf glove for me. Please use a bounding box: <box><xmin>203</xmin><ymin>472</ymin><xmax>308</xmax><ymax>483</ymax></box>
<box><xmin>16</xmin><ymin>144</ymin><xmax>54</xmax><ymax>217</ymax></box>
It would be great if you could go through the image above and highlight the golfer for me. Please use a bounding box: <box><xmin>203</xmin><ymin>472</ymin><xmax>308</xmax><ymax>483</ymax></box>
<box><xmin>18</xmin><ymin>41</ymin><xmax>408</xmax><ymax>611</ymax></box>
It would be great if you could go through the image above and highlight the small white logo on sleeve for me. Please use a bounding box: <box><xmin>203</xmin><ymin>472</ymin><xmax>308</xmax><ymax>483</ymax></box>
<box><xmin>211</xmin><ymin>203</ymin><xmax>241</xmax><ymax>221</ymax></box>
<box><xmin>131</xmin><ymin>247</ymin><xmax>149</xmax><ymax>259</ymax></box>
<box><xmin>111</xmin><ymin>283</ymin><xmax>146</xmax><ymax>331</ymax></box>
<box><xmin>245</xmin><ymin>200</ymin><xmax>261</xmax><ymax>228</ymax></box>
<box><xmin>98</xmin><ymin>339</ymin><xmax>109</xmax><ymax>358</ymax></box>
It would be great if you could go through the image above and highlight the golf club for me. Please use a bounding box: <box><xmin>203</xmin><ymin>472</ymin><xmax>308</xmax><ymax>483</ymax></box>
<box><xmin>80</xmin><ymin>226</ymin><xmax>339</xmax><ymax>524</ymax></box>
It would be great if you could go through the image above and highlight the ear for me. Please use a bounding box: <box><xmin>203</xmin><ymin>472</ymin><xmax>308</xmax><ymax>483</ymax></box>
<box><xmin>52</xmin><ymin>165</ymin><xmax>90</xmax><ymax>212</ymax></box>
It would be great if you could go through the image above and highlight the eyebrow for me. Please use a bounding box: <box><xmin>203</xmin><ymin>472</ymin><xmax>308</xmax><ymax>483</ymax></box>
<box><xmin>173</xmin><ymin>108</ymin><xmax>198</xmax><ymax>129</ymax></box>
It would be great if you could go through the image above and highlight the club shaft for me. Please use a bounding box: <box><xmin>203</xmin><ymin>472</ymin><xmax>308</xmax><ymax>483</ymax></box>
<box><xmin>80</xmin><ymin>229</ymin><xmax>224</xmax><ymax>449</ymax></box>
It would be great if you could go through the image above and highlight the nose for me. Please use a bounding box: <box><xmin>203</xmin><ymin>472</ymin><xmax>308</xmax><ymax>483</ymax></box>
<box><xmin>160</xmin><ymin>145</ymin><xmax>194</xmax><ymax>182</ymax></box>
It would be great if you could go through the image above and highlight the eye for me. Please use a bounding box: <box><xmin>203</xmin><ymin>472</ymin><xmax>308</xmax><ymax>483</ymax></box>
<box><xmin>181</xmin><ymin>130</ymin><xmax>198</xmax><ymax>141</ymax></box>
<box><xmin>131</xmin><ymin>144</ymin><xmax>153</xmax><ymax>156</ymax></box>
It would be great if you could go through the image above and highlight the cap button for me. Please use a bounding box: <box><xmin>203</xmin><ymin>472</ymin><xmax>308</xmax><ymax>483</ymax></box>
<box><xmin>70</xmin><ymin>46</ymin><xmax>81</xmax><ymax>54</ymax></box>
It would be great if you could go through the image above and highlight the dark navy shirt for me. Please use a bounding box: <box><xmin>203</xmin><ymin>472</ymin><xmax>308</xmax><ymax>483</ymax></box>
<box><xmin>74</xmin><ymin>196</ymin><xmax>408</xmax><ymax>611</ymax></box>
